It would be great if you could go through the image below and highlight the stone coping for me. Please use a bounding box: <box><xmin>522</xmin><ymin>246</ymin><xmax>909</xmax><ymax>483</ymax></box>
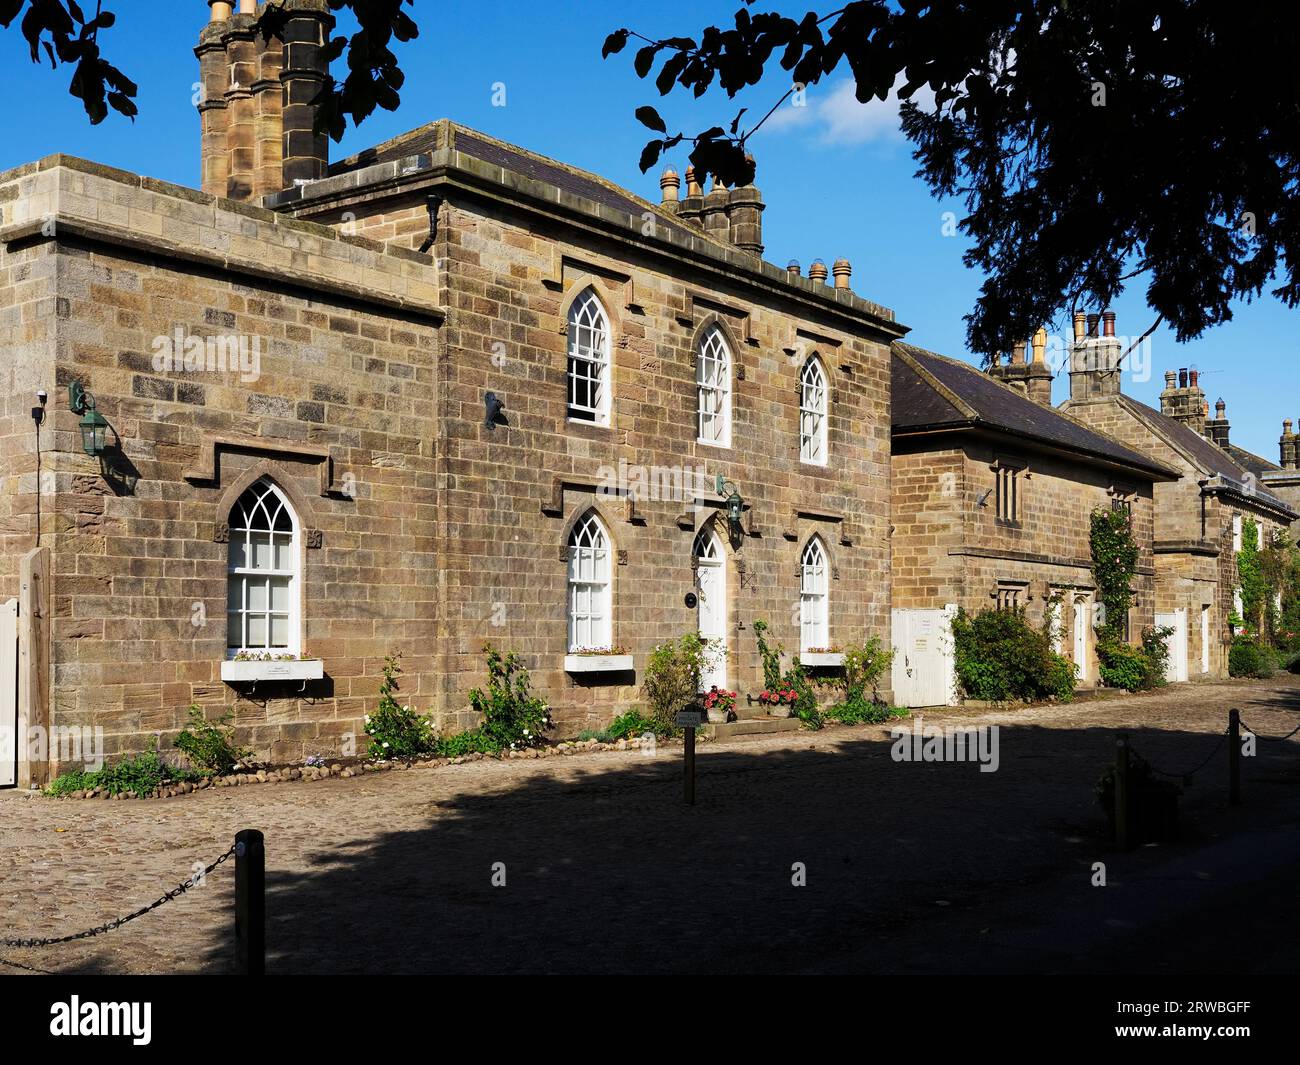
<box><xmin>267</xmin><ymin>146</ymin><xmax>904</xmax><ymax>337</ymax></box>
<box><xmin>0</xmin><ymin>155</ymin><xmax>445</xmax><ymax>322</ymax></box>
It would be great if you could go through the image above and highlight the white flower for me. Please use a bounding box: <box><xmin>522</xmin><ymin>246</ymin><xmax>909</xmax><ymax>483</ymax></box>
<box><xmin>382</xmin><ymin>741</ymin><xmax>389</xmax><ymax>748</ymax></box>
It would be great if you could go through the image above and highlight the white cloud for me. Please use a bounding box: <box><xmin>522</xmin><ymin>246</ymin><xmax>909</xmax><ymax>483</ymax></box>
<box><xmin>763</xmin><ymin>76</ymin><xmax>934</xmax><ymax>147</ymax></box>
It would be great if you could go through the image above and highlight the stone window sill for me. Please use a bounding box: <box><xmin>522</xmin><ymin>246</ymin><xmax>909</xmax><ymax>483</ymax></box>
<box><xmin>564</xmin><ymin>654</ymin><xmax>633</xmax><ymax>673</ymax></box>
<box><xmin>221</xmin><ymin>659</ymin><xmax>324</xmax><ymax>683</ymax></box>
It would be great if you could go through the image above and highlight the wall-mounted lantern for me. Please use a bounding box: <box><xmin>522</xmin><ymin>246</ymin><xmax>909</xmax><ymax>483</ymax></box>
<box><xmin>715</xmin><ymin>474</ymin><xmax>746</xmax><ymax>546</ymax></box>
<box><xmin>68</xmin><ymin>380</ymin><xmax>108</xmax><ymax>457</ymax></box>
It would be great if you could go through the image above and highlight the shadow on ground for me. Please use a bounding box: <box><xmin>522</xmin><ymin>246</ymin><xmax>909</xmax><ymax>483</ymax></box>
<box><xmin>177</xmin><ymin>707</ymin><xmax>1300</xmax><ymax>975</ymax></box>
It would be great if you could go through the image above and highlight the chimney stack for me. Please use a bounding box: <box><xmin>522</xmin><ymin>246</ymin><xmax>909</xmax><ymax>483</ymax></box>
<box><xmin>702</xmin><ymin>178</ymin><xmax>731</xmax><ymax>241</ymax></box>
<box><xmin>280</xmin><ymin>0</ymin><xmax>333</xmax><ymax>188</ymax></box>
<box><xmin>1158</xmin><ymin>366</ymin><xmax>1207</xmax><ymax>434</ymax></box>
<box><xmin>1281</xmin><ymin>420</ymin><xmax>1297</xmax><ymax>470</ymax></box>
<box><xmin>196</xmin><ymin>0</ymin><xmax>331</xmax><ymax>202</ymax></box>
<box><xmin>726</xmin><ymin>156</ymin><xmax>764</xmax><ymax>256</ymax></box>
<box><xmin>1069</xmin><ymin>312</ymin><xmax>1123</xmax><ymax>401</ymax></box>
<box><xmin>990</xmin><ymin>326</ymin><xmax>1054</xmax><ymax>406</ymax></box>
<box><xmin>1205</xmin><ymin>397</ymin><xmax>1230</xmax><ymax>448</ymax></box>
<box><xmin>678</xmin><ymin>167</ymin><xmax>704</xmax><ymax>227</ymax></box>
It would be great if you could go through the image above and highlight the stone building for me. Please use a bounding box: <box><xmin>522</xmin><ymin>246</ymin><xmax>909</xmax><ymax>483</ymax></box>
<box><xmin>0</xmin><ymin>1</ymin><xmax>902</xmax><ymax>784</ymax></box>
<box><xmin>1061</xmin><ymin>314</ymin><xmax>1297</xmax><ymax>680</ymax></box>
<box><xmin>889</xmin><ymin>340</ymin><xmax>1176</xmax><ymax>705</ymax></box>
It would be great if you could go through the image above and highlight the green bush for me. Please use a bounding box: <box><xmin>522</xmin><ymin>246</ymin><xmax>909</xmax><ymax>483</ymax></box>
<box><xmin>46</xmin><ymin>739</ymin><xmax>203</xmax><ymax>798</ymax></box>
<box><xmin>174</xmin><ymin>704</ymin><xmax>250</xmax><ymax>774</ymax></box>
<box><xmin>753</xmin><ymin>620</ymin><xmax>822</xmax><ymax>727</ymax></box>
<box><xmin>577</xmin><ymin>709</ymin><xmax>666</xmax><ymax>743</ymax></box>
<box><xmin>1097</xmin><ymin>641</ymin><xmax>1148</xmax><ymax>691</ymax></box>
<box><xmin>951</xmin><ymin>607</ymin><xmax>1076</xmax><ymax>703</ymax></box>
<box><xmin>1229</xmin><ymin>636</ymin><xmax>1277</xmax><ymax>678</ymax></box>
<box><xmin>824</xmin><ymin>700</ymin><xmax>908</xmax><ymax>725</ymax></box>
<box><xmin>824</xmin><ymin>636</ymin><xmax>895</xmax><ymax>724</ymax></box>
<box><xmin>642</xmin><ymin>632</ymin><xmax>706</xmax><ymax>732</ymax></box>
<box><xmin>364</xmin><ymin>653</ymin><xmax>436</xmax><ymax>758</ymax></box>
<box><xmin>466</xmin><ymin>643</ymin><xmax>551</xmax><ymax>751</ymax></box>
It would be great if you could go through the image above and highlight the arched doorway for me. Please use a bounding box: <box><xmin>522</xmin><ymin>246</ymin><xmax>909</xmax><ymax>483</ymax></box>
<box><xmin>693</xmin><ymin>526</ymin><xmax>727</xmax><ymax>691</ymax></box>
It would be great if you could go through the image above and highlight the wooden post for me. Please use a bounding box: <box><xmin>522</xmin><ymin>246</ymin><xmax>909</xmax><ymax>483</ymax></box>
<box><xmin>234</xmin><ymin>829</ymin><xmax>265</xmax><ymax>975</ymax></box>
<box><xmin>1114</xmin><ymin>734</ymin><xmax>1130</xmax><ymax>850</ymax></box>
<box><xmin>684</xmin><ymin>725</ymin><xmax>696</xmax><ymax>806</ymax></box>
<box><xmin>1228</xmin><ymin>708</ymin><xmax>1241</xmax><ymax>807</ymax></box>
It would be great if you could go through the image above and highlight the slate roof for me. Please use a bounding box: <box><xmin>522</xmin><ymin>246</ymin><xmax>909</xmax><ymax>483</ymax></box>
<box><xmin>1117</xmin><ymin>396</ymin><xmax>1295</xmax><ymax>515</ymax></box>
<box><xmin>1224</xmin><ymin>442</ymin><xmax>1281</xmax><ymax>477</ymax></box>
<box><xmin>892</xmin><ymin>342</ymin><xmax>1178</xmax><ymax>479</ymax></box>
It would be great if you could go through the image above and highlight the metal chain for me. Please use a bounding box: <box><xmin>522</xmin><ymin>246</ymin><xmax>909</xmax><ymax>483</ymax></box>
<box><xmin>1</xmin><ymin>844</ymin><xmax>236</xmax><ymax>949</ymax></box>
<box><xmin>1239</xmin><ymin>717</ymin><xmax>1300</xmax><ymax>743</ymax></box>
<box><xmin>1145</xmin><ymin>726</ymin><xmax>1228</xmax><ymax>782</ymax></box>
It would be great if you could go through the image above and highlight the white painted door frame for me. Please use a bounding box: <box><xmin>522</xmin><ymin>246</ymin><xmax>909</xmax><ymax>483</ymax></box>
<box><xmin>1</xmin><ymin>598</ymin><xmax>18</xmax><ymax>788</ymax></box>
<box><xmin>694</xmin><ymin>528</ymin><xmax>727</xmax><ymax>691</ymax></box>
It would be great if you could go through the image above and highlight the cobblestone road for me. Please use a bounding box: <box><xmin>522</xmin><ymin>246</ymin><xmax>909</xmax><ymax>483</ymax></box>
<box><xmin>3</xmin><ymin>675</ymin><xmax>1298</xmax><ymax>974</ymax></box>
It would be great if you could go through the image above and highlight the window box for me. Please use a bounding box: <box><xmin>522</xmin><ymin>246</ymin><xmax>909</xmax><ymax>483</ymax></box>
<box><xmin>564</xmin><ymin>653</ymin><xmax>633</xmax><ymax>673</ymax></box>
<box><xmin>221</xmin><ymin>658</ymin><xmax>324</xmax><ymax>684</ymax></box>
<box><xmin>800</xmin><ymin>651</ymin><xmax>844</xmax><ymax>668</ymax></box>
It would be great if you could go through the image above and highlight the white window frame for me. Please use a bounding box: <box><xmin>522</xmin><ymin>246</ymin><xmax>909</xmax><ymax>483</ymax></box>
<box><xmin>800</xmin><ymin>537</ymin><xmax>829</xmax><ymax>651</ymax></box>
<box><xmin>799</xmin><ymin>356</ymin><xmax>829</xmax><ymax>465</ymax></box>
<box><xmin>226</xmin><ymin>478</ymin><xmax>302</xmax><ymax>658</ymax></box>
<box><xmin>1232</xmin><ymin>514</ymin><xmax>1242</xmax><ymax>553</ymax></box>
<box><xmin>566</xmin><ymin>287</ymin><xmax>611</xmax><ymax>425</ymax></box>
<box><xmin>696</xmin><ymin>326</ymin><xmax>732</xmax><ymax>447</ymax></box>
<box><xmin>567</xmin><ymin>512</ymin><xmax>613</xmax><ymax>651</ymax></box>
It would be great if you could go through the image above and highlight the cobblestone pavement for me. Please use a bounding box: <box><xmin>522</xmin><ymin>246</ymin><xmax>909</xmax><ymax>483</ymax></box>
<box><xmin>3</xmin><ymin>676</ymin><xmax>1299</xmax><ymax>975</ymax></box>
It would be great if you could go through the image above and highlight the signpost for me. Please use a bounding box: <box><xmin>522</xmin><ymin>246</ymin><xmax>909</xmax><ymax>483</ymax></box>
<box><xmin>675</xmin><ymin>709</ymin><xmax>704</xmax><ymax>805</ymax></box>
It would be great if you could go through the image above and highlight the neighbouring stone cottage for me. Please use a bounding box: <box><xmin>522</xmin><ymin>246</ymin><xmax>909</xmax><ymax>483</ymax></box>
<box><xmin>1061</xmin><ymin>314</ymin><xmax>1297</xmax><ymax>681</ymax></box>
<box><xmin>889</xmin><ymin>338</ymin><xmax>1177</xmax><ymax>706</ymax></box>
<box><xmin>0</xmin><ymin>0</ymin><xmax>900</xmax><ymax>784</ymax></box>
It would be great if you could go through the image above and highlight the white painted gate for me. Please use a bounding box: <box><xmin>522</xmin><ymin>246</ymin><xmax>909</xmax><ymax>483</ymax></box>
<box><xmin>1</xmin><ymin>598</ymin><xmax>17</xmax><ymax>788</ymax></box>
<box><xmin>694</xmin><ymin>529</ymin><xmax>727</xmax><ymax>691</ymax></box>
<box><xmin>1156</xmin><ymin>608</ymin><xmax>1189</xmax><ymax>683</ymax></box>
<box><xmin>891</xmin><ymin>606</ymin><xmax>956</xmax><ymax>707</ymax></box>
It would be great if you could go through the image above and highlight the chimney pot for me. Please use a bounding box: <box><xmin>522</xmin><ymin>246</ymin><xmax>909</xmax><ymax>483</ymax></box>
<box><xmin>1164</xmin><ymin>370</ymin><xmax>1176</xmax><ymax>388</ymax></box>
<box><xmin>1179</xmin><ymin>368</ymin><xmax>1189</xmax><ymax>388</ymax></box>
<box><xmin>1032</xmin><ymin>326</ymin><xmax>1047</xmax><ymax>363</ymax></box>
<box><xmin>808</xmin><ymin>259</ymin><xmax>829</xmax><ymax>284</ymax></box>
<box><xmin>1102</xmin><ymin>309</ymin><xmax>1116</xmax><ymax>336</ymax></box>
<box><xmin>832</xmin><ymin>257</ymin><xmax>852</xmax><ymax>290</ymax></box>
<box><xmin>1190</xmin><ymin>369</ymin><xmax>1200</xmax><ymax>388</ymax></box>
<box><xmin>1011</xmin><ymin>340</ymin><xmax>1026</xmax><ymax>365</ymax></box>
<box><xmin>786</xmin><ymin>259</ymin><xmax>801</xmax><ymax>278</ymax></box>
<box><xmin>210</xmin><ymin>1</ymin><xmax>233</xmax><ymax>19</ymax></box>
<box><xmin>1072</xmin><ymin>311</ymin><xmax>1086</xmax><ymax>340</ymax></box>
<box><xmin>238</xmin><ymin>0</ymin><xmax>257</xmax><ymax>12</ymax></box>
<box><xmin>659</xmin><ymin>167</ymin><xmax>680</xmax><ymax>204</ymax></box>
<box><xmin>1086</xmin><ymin>313</ymin><xmax>1100</xmax><ymax>337</ymax></box>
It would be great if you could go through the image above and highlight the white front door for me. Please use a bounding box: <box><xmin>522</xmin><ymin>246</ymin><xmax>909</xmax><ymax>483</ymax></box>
<box><xmin>1201</xmin><ymin>605</ymin><xmax>1211</xmax><ymax>674</ymax></box>
<box><xmin>694</xmin><ymin>529</ymin><xmax>727</xmax><ymax>691</ymax></box>
<box><xmin>1073</xmin><ymin>597</ymin><xmax>1090</xmax><ymax>683</ymax></box>
<box><xmin>890</xmin><ymin>606</ymin><xmax>957</xmax><ymax>707</ymax></box>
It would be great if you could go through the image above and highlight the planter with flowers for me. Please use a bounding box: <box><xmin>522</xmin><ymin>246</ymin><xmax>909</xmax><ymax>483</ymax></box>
<box><xmin>564</xmin><ymin>646</ymin><xmax>633</xmax><ymax>673</ymax></box>
<box><xmin>703</xmin><ymin>685</ymin><xmax>737</xmax><ymax>724</ymax></box>
<box><xmin>757</xmin><ymin>688</ymin><xmax>800</xmax><ymax>718</ymax></box>
<box><xmin>222</xmin><ymin>652</ymin><xmax>323</xmax><ymax>684</ymax></box>
<box><xmin>800</xmin><ymin>646</ymin><xmax>845</xmax><ymax>669</ymax></box>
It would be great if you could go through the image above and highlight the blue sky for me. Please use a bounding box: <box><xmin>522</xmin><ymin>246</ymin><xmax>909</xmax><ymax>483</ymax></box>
<box><xmin>1</xmin><ymin>1</ymin><xmax>1293</xmax><ymax>459</ymax></box>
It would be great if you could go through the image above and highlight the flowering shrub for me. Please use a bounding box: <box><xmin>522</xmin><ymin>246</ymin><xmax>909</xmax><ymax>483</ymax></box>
<box><xmin>753</xmin><ymin>620</ymin><xmax>822</xmax><ymax>728</ymax></box>
<box><xmin>758</xmin><ymin>688</ymin><xmax>799</xmax><ymax>706</ymax></box>
<box><xmin>642</xmin><ymin>632</ymin><xmax>706</xmax><ymax>731</ymax></box>
<box><xmin>466</xmin><ymin>643</ymin><xmax>552</xmax><ymax>751</ymax></box>
<box><xmin>364</xmin><ymin>653</ymin><xmax>435</xmax><ymax>758</ymax></box>
<box><xmin>175</xmin><ymin>704</ymin><xmax>250</xmax><ymax>774</ymax></box>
